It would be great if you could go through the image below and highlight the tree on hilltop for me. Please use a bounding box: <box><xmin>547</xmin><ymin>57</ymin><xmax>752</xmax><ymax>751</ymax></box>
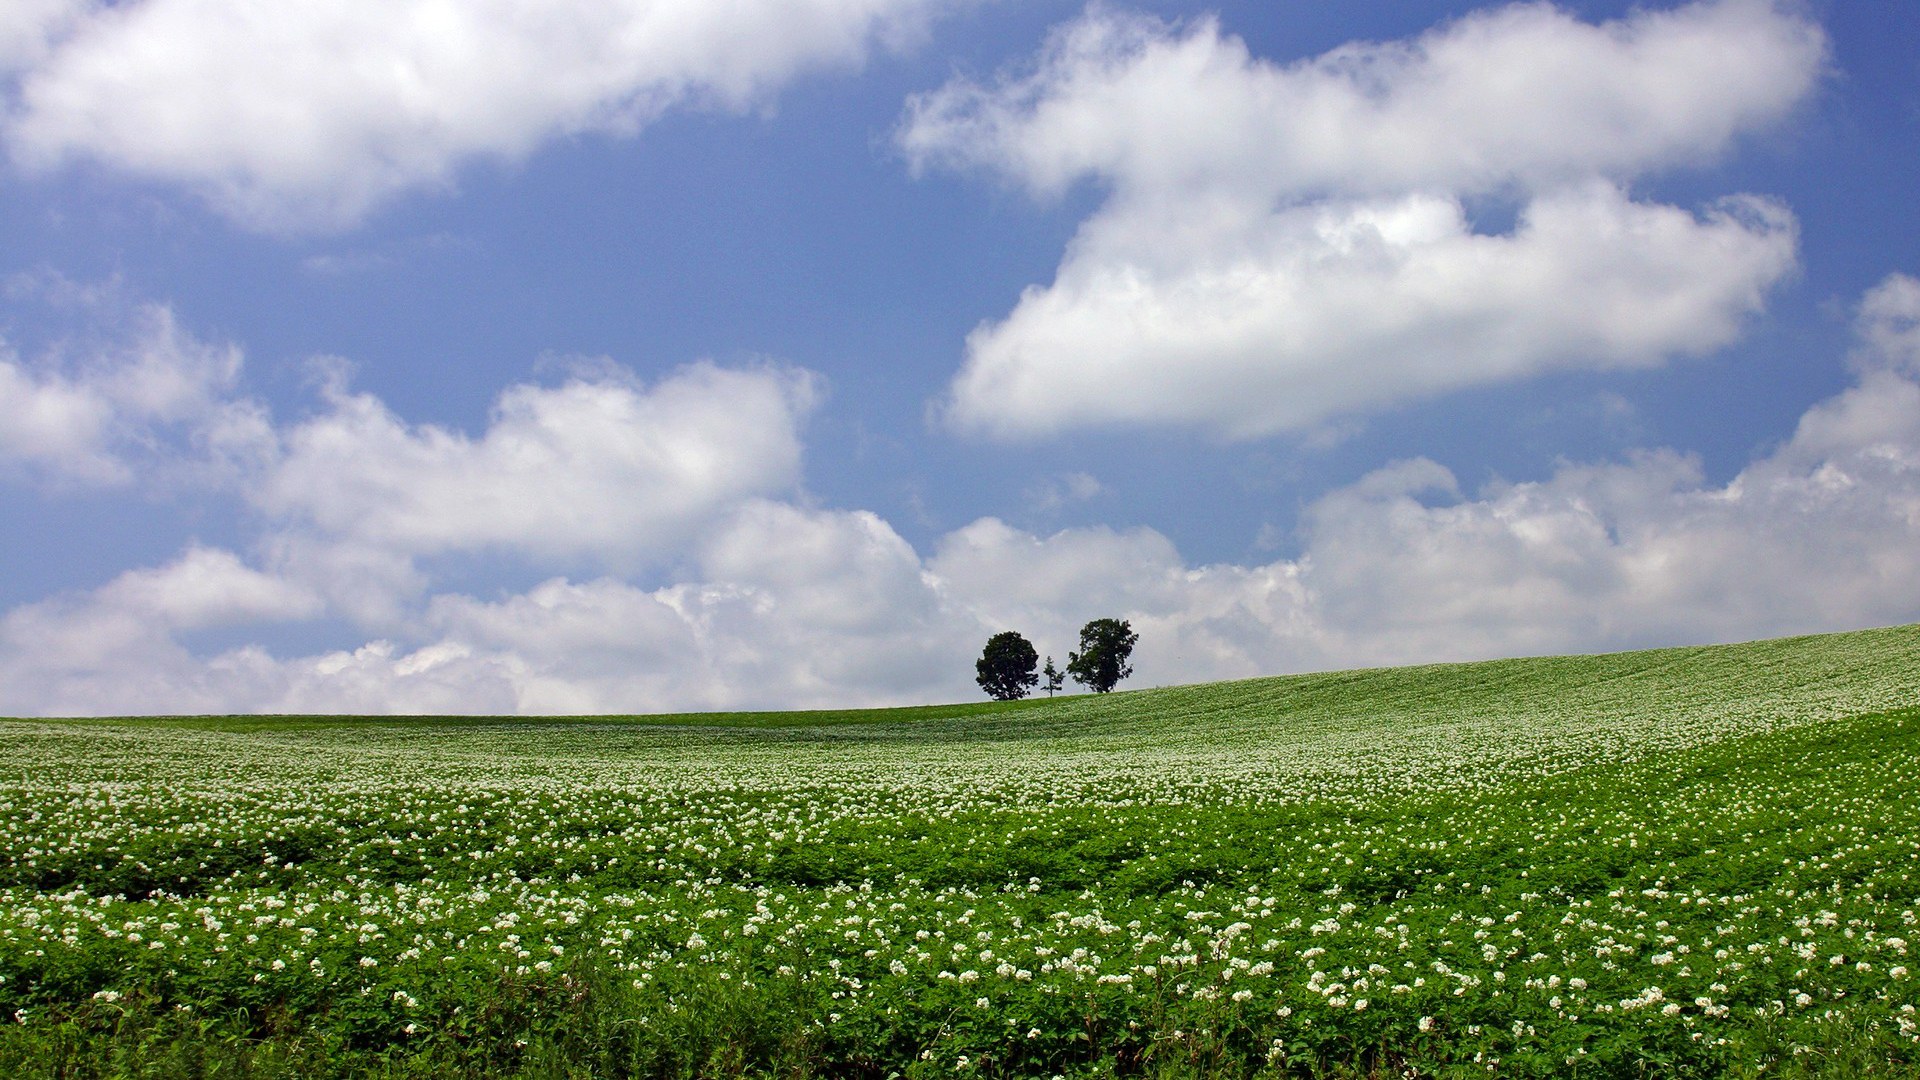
<box><xmin>1066</xmin><ymin>618</ymin><xmax>1137</xmax><ymax>694</ymax></box>
<box><xmin>1041</xmin><ymin>656</ymin><xmax>1064</xmax><ymax>697</ymax></box>
<box><xmin>976</xmin><ymin>631</ymin><xmax>1040</xmax><ymax>701</ymax></box>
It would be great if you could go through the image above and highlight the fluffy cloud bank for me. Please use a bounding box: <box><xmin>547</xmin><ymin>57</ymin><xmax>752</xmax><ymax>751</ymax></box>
<box><xmin>5</xmin><ymin>275</ymin><xmax>1920</xmax><ymax>716</ymax></box>
<box><xmin>0</xmin><ymin>298</ymin><xmax>816</xmax><ymax>567</ymax></box>
<box><xmin>258</xmin><ymin>361</ymin><xmax>817</xmax><ymax>567</ymax></box>
<box><xmin>0</xmin><ymin>297</ymin><xmax>268</xmax><ymax>487</ymax></box>
<box><xmin>904</xmin><ymin>0</ymin><xmax>1823</xmax><ymax>438</ymax></box>
<box><xmin>3</xmin><ymin>0</ymin><xmax>959</xmax><ymax>229</ymax></box>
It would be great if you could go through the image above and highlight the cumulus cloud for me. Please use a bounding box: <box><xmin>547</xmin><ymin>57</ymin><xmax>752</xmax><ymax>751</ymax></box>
<box><xmin>931</xmin><ymin>286</ymin><xmax>1920</xmax><ymax>683</ymax></box>
<box><xmin>1295</xmin><ymin>398</ymin><xmax>1920</xmax><ymax>666</ymax></box>
<box><xmin>8</xmin><ymin>274</ymin><xmax>1920</xmax><ymax>717</ymax></box>
<box><xmin>1023</xmin><ymin>470</ymin><xmax>1103</xmax><ymax>512</ymax></box>
<box><xmin>932</xmin><ymin>516</ymin><xmax>1183</xmax><ymax>635</ymax></box>
<box><xmin>0</xmin><ymin>0</ymin><xmax>85</xmax><ymax>73</ymax></box>
<box><xmin>416</xmin><ymin>502</ymin><xmax>972</xmax><ymax>712</ymax></box>
<box><xmin>1854</xmin><ymin>273</ymin><xmax>1920</xmax><ymax>375</ymax></box>
<box><xmin>0</xmin><ymin>547</ymin><xmax>320</xmax><ymax>715</ymax></box>
<box><xmin>0</xmin><ymin>505</ymin><xmax>980</xmax><ymax>715</ymax></box>
<box><xmin>904</xmin><ymin>0</ymin><xmax>1824</xmax><ymax>439</ymax></box>
<box><xmin>903</xmin><ymin>0</ymin><xmax>1822</xmax><ymax>201</ymax></box>
<box><xmin>1248</xmin><ymin>275</ymin><xmax>1920</xmax><ymax>667</ymax></box>
<box><xmin>945</xmin><ymin>184</ymin><xmax>1795</xmax><ymax>438</ymax></box>
<box><xmin>4</xmin><ymin>0</ymin><xmax>958</xmax><ymax>229</ymax></box>
<box><xmin>0</xmin><ymin>289</ymin><xmax>813</xmax><ymax>568</ymax></box>
<box><xmin>0</xmin><ymin>285</ymin><xmax>861</xmax><ymax>713</ymax></box>
<box><xmin>255</xmin><ymin>362</ymin><xmax>818</xmax><ymax>567</ymax></box>
<box><xmin>90</xmin><ymin>545</ymin><xmax>321</xmax><ymax>629</ymax></box>
<box><xmin>0</xmin><ymin>300</ymin><xmax>269</xmax><ymax>486</ymax></box>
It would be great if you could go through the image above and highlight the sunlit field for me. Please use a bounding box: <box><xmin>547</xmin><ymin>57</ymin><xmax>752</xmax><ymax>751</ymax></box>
<box><xmin>4</xmin><ymin>626</ymin><xmax>1920</xmax><ymax>1077</ymax></box>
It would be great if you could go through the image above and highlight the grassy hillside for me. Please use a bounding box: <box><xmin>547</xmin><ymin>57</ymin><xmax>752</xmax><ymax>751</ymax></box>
<box><xmin>3</xmin><ymin>625</ymin><xmax>1920</xmax><ymax>1077</ymax></box>
<box><xmin>37</xmin><ymin>620</ymin><xmax>1920</xmax><ymax>736</ymax></box>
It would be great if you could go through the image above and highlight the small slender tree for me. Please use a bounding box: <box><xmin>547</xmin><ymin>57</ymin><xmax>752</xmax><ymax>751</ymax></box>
<box><xmin>1066</xmin><ymin>618</ymin><xmax>1138</xmax><ymax>694</ymax></box>
<box><xmin>1041</xmin><ymin>656</ymin><xmax>1064</xmax><ymax>697</ymax></box>
<box><xmin>975</xmin><ymin>631</ymin><xmax>1040</xmax><ymax>701</ymax></box>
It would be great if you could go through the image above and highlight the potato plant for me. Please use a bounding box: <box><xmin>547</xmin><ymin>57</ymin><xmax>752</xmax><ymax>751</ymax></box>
<box><xmin>2</xmin><ymin>625</ymin><xmax>1919</xmax><ymax>1077</ymax></box>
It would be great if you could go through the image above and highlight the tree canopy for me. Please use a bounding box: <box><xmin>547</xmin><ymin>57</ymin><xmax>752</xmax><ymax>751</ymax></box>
<box><xmin>975</xmin><ymin>631</ymin><xmax>1040</xmax><ymax>700</ymax></box>
<box><xmin>1066</xmin><ymin>618</ymin><xmax>1137</xmax><ymax>693</ymax></box>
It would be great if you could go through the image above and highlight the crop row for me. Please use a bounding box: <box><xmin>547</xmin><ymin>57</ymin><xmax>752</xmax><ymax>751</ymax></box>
<box><xmin>3</xmin><ymin>629</ymin><xmax>1919</xmax><ymax>1076</ymax></box>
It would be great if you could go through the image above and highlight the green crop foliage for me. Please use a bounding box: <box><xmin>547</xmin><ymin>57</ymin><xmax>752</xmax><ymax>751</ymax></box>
<box><xmin>3</xmin><ymin>625</ymin><xmax>1920</xmax><ymax>1077</ymax></box>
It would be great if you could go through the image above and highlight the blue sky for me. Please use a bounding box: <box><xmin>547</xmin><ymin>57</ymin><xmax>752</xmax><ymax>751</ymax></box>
<box><xmin>2</xmin><ymin>0</ymin><xmax>1919</xmax><ymax>714</ymax></box>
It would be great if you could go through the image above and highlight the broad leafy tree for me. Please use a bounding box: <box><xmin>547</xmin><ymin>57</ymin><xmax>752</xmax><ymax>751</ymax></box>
<box><xmin>1066</xmin><ymin>618</ymin><xmax>1137</xmax><ymax>693</ymax></box>
<box><xmin>976</xmin><ymin>631</ymin><xmax>1040</xmax><ymax>700</ymax></box>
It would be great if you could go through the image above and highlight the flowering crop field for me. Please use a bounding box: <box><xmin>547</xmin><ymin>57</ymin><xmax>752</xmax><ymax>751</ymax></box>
<box><xmin>5</xmin><ymin>627</ymin><xmax>1920</xmax><ymax>1078</ymax></box>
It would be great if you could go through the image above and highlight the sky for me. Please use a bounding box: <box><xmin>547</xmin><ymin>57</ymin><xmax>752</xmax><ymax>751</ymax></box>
<box><xmin>2</xmin><ymin>0</ymin><xmax>1919</xmax><ymax>715</ymax></box>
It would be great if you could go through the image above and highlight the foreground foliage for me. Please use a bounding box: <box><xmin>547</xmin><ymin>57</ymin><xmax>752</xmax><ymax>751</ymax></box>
<box><xmin>3</xmin><ymin>626</ymin><xmax>1920</xmax><ymax>1077</ymax></box>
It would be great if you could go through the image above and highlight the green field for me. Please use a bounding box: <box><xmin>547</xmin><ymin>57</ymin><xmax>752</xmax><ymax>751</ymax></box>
<box><xmin>4</xmin><ymin>626</ymin><xmax>1920</xmax><ymax>1077</ymax></box>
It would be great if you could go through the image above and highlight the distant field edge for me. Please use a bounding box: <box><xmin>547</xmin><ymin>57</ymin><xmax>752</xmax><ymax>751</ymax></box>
<box><xmin>5</xmin><ymin>619</ymin><xmax>1919</xmax><ymax>731</ymax></box>
<box><xmin>0</xmin><ymin>690</ymin><xmax>1062</xmax><ymax>731</ymax></box>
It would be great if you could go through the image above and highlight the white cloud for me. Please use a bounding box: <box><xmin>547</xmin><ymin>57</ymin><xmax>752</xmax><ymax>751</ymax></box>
<box><xmin>0</xmin><ymin>546</ymin><xmax>320</xmax><ymax>715</ymax></box>
<box><xmin>905</xmin><ymin>0</ymin><xmax>1822</xmax><ymax>439</ymax></box>
<box><xmin>0</xmin><ymin>0</ymin><xmax>85</xmax><ymax>73</ymax></box>
<box><xmin>258</xmin><ymin>533</ymin><xmax>427</xmax><ymax>630</ymax></box>
<box><xmin>903</xmin><ymin>0</ymin><xmax>1822</xmax><ymax>201</ymax></box>
<box><xmin>931</xmin><ymin>516</ymin><xmax>1182</xmax><ymax>635</ymax></box>
<box><xmin>261</xmin><ymin>641</ymin><xmax>527</xmax><ymax>715</ymax></box>
<box><xmin>1023</xmin><ymin>469</ymin><xmax>1103</xmax><ymax>511</ymax></box>
<box><xmin>8</xmin><ymin>274</ymin><xmax>1920</xmax><ymax>717</ymax></box>
<box><xmin>0</xmin><ymin>356</ymin><xmax>118</xmax><ymax>482</ymax></box>
<box><xmin>929</xmin><ymin>518</ymin><xmax>1324</xmax><ymax>688</ymax></box>
<box><xmin>0</xmin><ymin>281</ymin><xmax>824</xmax><ymax>575</ymax></box>
<box><xmin>255</xmin><ymin>361</ymin><xmax>818</xmax><ymax>567</ymax></box>
<box><xmin>1854</xmin><ymin>272</ymin><xmax>1920</xmax><ymax>375</ymax></box>
<box><xmin>1263</xmin><ymin>277</ymin><xmax>1920</xmax><ymax>666</ymax></box>
<box><xmin>92</xmin><ymin>545</ymin><xmax>322</xmax><ymax>629</ymax></box>
<box><xmin>944</xmin><ymin>184</ymin><xmax>1796</xmax><ymax>438</ymax></box>
<box><xmin>932</xmin><ymin>314</ymin><xmax>1920</xmax><ymax>683</ymax></box>
<box><xmin>6</xmin><ymin>0</ymin><xmax>960</xmax><ymax>229</ymax></box>
<box><xmin>0</xmin><ymin>504</ymin><xmax>980</xmax><ymax>716</ymax></box>
<box><xmin>0</xmin><ymin>300</ymin><xmax>268</xmax><ymax>486</ymax></box>
<box><xmin>1296</xmin><ymin>408</ymin><xmax>1920</xmax><ymax>667</ymax></box>
<box><xmin>418</xmin><ymin>502</ymin><xmax>973</xmax><ymax>712</ymax></box>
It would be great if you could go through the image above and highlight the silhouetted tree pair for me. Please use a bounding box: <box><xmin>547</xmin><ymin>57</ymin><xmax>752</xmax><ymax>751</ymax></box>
<box><xmin>975</xmin><ymin>619</ymin><xmax>1137</xmax><ymax>700</ymax></box>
